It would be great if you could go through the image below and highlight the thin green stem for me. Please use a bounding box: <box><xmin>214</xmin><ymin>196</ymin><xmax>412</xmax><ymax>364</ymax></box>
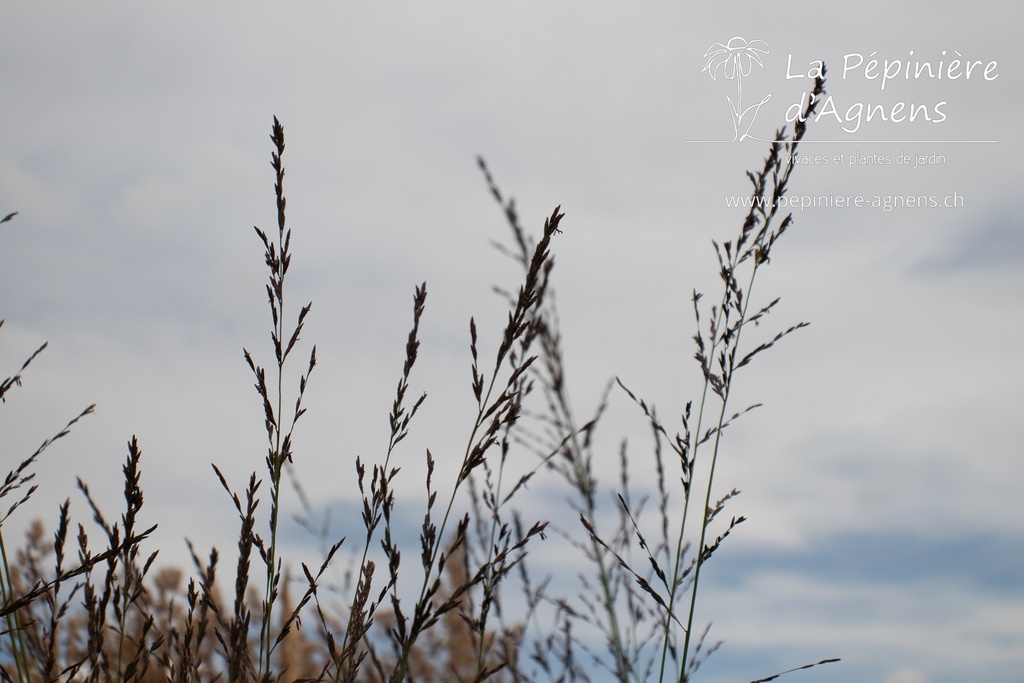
<box><xmin>261</xmin><ymin>241</ymin><xmax>286</xmax><ymax>679</ymax></box>
<box><xmin>656</xmin><ymin>305</ymin><xmax>720</xmax><ymax>683</ymax></box>
<box><xmin>679</xmin><ymin>260</ymin><xmax>761</xmax><ymax>683</ymax></box>
<box><xmin>259</xmin><ymin>117</ymin><xmax>290</xmax><ymax>679</ymax></box>
<box><xmin>474</xmin><ymin>446</ymin><xmax>507</xmax><ymax>676</ymax></box>
<box><xmin>0</xmin><ymin>528</ymin><xmax>31</xmax><ymax>683</ymax></box>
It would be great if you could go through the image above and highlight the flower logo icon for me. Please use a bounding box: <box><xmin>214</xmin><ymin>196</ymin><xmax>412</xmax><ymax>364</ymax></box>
<box><xmin>702</xmin><ymin>37</ymin><xmax>771</xmax><ymax>141</ymax></box>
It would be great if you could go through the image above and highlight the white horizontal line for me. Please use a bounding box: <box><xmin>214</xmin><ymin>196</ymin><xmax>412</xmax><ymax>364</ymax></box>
<box><xmin>684</xmin><ymin>139</ymin><xmax>999</xmax><ymax>143</ymax></box>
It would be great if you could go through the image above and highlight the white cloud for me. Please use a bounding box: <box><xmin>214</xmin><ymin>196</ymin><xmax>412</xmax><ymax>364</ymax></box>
<box><xmin>884</xmin><ymin>670</ymin><xmax>928</xmax><ymax>683</ymax></box>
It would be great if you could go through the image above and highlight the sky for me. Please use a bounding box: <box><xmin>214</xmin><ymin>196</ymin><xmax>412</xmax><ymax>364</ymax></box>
<box><xmin>1</xmin><ymin>3</ymin><xmax>1022</xmax><ymax>683</ymax></box>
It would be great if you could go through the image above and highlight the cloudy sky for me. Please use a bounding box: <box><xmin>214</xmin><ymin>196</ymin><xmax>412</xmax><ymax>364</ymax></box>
<box><xmin>1</xmin><ymin>3</ymin><xmax>1021</xmax><ymax>683</ymax></box>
